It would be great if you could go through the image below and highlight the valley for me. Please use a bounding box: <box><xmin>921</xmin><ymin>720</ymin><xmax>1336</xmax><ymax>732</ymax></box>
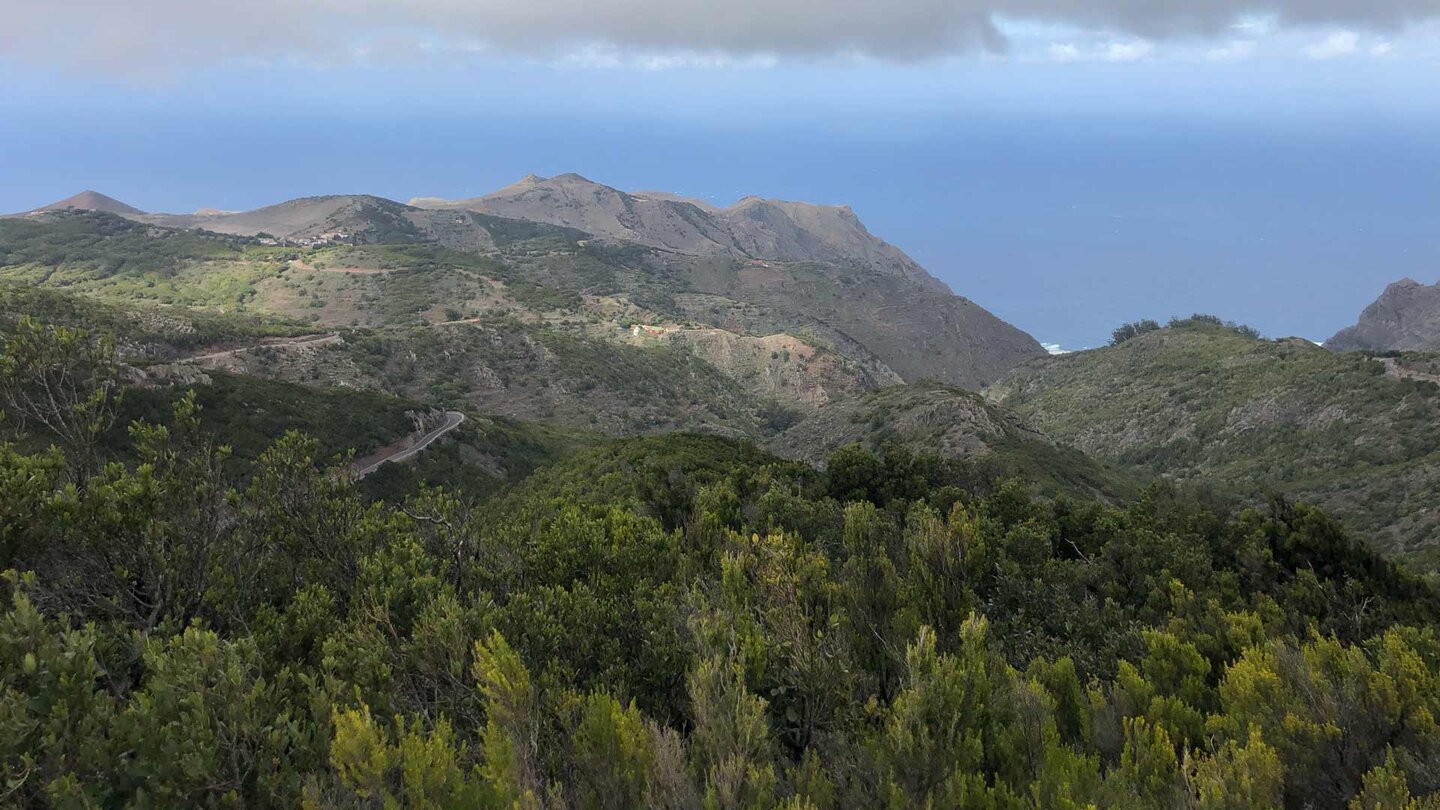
<box><xmin>6</xmin><ymin>179</ymin><xmax>1440</xmax><ymax>809</ymax></box>
<box><xmin>9</xmin><ymin>189</ymin><xmax>1440</xmax><ymax>570</ymax></box>
<box><xmin>12</xmin><ymin>4</ymin><xmax>1440</xmax><ymax>804</ymax></box>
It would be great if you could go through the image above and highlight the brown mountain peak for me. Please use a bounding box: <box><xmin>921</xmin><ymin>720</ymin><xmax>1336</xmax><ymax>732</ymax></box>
<box><xmin>34</xmin><ymin>190</ymin><xmax>146</xmax><ymax>216</ymax></box>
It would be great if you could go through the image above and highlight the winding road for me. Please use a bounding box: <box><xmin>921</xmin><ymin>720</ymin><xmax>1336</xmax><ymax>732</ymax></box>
<box><xmin>175</xmin><ymin>333</ymin><xmax>465</xmax><ymax>478</ymax></box>
<box><xmin>353</xmin><ymin>411</ymin><xmax>467</xmax><ymax>479</ymax></box>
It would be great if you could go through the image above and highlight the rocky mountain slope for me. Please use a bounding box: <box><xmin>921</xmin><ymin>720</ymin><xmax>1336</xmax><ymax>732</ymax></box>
<box><xmin>412</xmin><ymin>174</ymin><xmax>1042</xmax><ymax>388</ymax></box>
<box><xmin>1326</xmin><ymin>278</ymin><xmax>1440</xmax><ymax>352</ymax></box>
<box><xmin>0</xmin><ymin>213</ymin><xmax>880</xmax><ymax>435</ymax></box>
<box><xmin>410</xmin><ymin>172</ymin><xmax>951</xmax><ymax>293</ymax></box>
<box><xmin>987</xmin><ymin>321</ymin><xmax>1440</xmax><ymax>565</ymax></box>
<box><xmin>664</xmin><ymin>251</ymin><xmax>1041</xmax><ymax>388</ymax></box>
<box><xmin>20</xmin><ymin>175</ymin><xmax>958</xmax><ymax>296</ymax></box>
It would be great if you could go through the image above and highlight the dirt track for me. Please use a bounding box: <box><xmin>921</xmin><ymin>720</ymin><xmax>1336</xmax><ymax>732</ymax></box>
<box><xmin>181</xmin><ymin>333</ymin><xmax>341</xmax><ymax>364</ymax></box>
<box><xmin>1379</xmin><ymin>357</ymin><xmax>1440</xmax><ymax>386</ymax></box>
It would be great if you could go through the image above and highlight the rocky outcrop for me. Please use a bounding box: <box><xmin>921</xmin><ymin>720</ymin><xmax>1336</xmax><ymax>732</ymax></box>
<box><xmin>620</xmin><ymin>323</ymin><xmax>899</xmax><ymax>410</ymax></box>
<box><xmin>1326</xmin><ymin>278</ymin><xmax>1440</xmax><ymax>352</ymax></box>
<box><xmin>128</xmin><ymin>362</ymin><xmax>213</xmax><ymax>389</ymax></box>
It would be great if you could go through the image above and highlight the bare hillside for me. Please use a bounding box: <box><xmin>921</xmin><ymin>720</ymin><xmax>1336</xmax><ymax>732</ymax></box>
<box><xmin>412</xmin><ymin>173</ymin><xmax>950</xmax><ymax>293</ymax></box>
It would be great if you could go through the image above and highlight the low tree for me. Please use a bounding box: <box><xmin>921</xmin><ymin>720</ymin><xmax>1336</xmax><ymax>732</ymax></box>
<box><xmin>1110</xmin><ymin>319</ymin><xmax>1162</xmax><ymax>346</ymax></box>
<box><xmin>874</xmin><ymin>622</ymin><xmax>993</xmax><ymax>807</ymax></box>
<box><xmin>569</xmin><ymin>692</ymin><xmax>655</xmax><ymax>810</ymax></box>
<box><xmin>474</xmin><ymin>631</ymin><xmax>545</xmax><ymax>809</ymax></box>
<box><xmin>0</xmin><ymin>317</ymin><xmax>119</xmax><ymax>481</ymax></box>
<box><xmin>1186</xmin><ymin>730</ymin><xmax>1284</xmax><ymax>810</ymax></box>
<box><xmin>688</xmin><ymin>612</ymin><xmax>777</xmax><ymax>810</ymax></box>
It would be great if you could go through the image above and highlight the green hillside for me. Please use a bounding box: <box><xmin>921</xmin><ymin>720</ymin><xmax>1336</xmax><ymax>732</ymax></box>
<box><xmin>768</xmin><ymin>381</ymin><xmax>1138</xmax><ymax>501</ymax></box>
<box><xmin>89</xmin><ymin>370</ymin><xmax>587</xmax><ymax>500</ymax></box>
<box><xmin>0</xmin><ymin>282</ymin><xmax>307</xmax><ymax>360</ymax></box>
<box><xmin>0</xmin><ymin>288</ymin><xmax>589</xmax><ymax>500</ymax></box>
<box><xmin>0</xmin><ymin>213</ymin><xmax>863</xmax><ymax>436</ymax></box>
<box><xmin>0</xmin><ymin>209</ymin><xmax>1041</xmax><ymax>432</ymax></box>
<box><xmin>988</xmin><ymin>321</ymin><xmax>1440</xmax><ymax>566</ymax></box>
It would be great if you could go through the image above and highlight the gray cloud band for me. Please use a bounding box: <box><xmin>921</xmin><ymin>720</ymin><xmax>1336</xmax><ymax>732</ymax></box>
<box><xmin>3</xmin><ymin>0</ymin><xmax>1439</xmax><ymax>69</ymax></box>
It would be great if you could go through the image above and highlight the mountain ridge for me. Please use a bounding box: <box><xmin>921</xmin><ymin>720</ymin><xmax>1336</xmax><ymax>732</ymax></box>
<box><xmin>19</xmin><ymin>178</ymin><xmax>953</xmax><ymax>295</ymax></box>
<box><xmin>8</xmin><ymin>178</ymin><xmax>1046</xmax><ymax>389</ymax></box>
<box><xmin>409</xmin><ymin>173</ymin><xmax>955</xmax><ymax>294</ymax></box>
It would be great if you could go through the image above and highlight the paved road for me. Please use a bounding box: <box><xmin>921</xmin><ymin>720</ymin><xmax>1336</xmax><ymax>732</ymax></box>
<box><xmin>354</xmin><ymin>411</ymin><xmax>466</xmax><ymax>479</ymax></box>
<box><xmin>173</xmin><ymin>334</ymin><xmax>463</xmax><ymax>477</ymax></box>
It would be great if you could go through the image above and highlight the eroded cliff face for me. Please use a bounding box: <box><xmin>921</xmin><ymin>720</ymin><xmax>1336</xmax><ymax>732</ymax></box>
<box><xmin>1327</xmin><ymin>278</ymin><xmax>1440</xmax><ymax>352</ymax></box>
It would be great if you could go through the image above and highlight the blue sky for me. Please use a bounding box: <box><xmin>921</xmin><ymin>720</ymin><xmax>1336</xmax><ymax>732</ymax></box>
<box><xmin>3</xmin><ymin>4</ymin><xmax>1439</xmax><ymax>349</ymax></box>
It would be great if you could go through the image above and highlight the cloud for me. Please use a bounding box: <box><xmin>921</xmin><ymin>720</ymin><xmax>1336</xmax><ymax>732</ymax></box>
<box><xmin>2</xmin><ymin>0</ymin><xmax>1439</xmax><ymax>72</ymax></box>
<box><xmin>558</xmin><ymin>45</ymin><xmax>779</xmax><ymax>70</ymax></box>
<box><xmin>1206</xmin><ymin>40</ymin><xmax>1258</xmax><ymax>61</ymax></box>
<box><xmin>1303</xmin><ymin>30</ymin><xmax>1362</xmax><ymax>58</ymax></box>
<box><xmin>1103</xmin><ymin>40</ymin><xmax>1155</xmax><ymax>62</ymax></box>
<box><xmin>1045</xmin><ymin>39</ymin><xmax>1153</xmax><ymax>63</ymax></box>
<box><xmin>1042</xmin><ymin>343</ymin><xmax>1075</xmax><ymax>355</ymax></box>
<box><xmin>1048</xmin><ymin>43</ymin><xmax>1083</xmax><ymax>63</ymax></box>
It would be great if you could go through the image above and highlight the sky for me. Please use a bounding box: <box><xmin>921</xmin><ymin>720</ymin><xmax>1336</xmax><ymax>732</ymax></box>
<box><xmin>3</xmin><ymin>1</ymin><xmax>1440</xmax><ymax>349</ymax></box>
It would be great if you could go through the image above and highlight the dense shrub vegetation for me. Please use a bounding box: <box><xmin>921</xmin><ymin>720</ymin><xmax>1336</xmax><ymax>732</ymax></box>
<box><xmin>1166</xmin><ymin>315</ymin><xmax>1263</xmax><ymax>341</ymax></box>
<box><xmin>0</xmin><ymin>211</ymin><xmax>250</xmax><ymax>276</ymax></box>
<box><xmin>0</xmin><ymin>284</ymin><xmax>304</xmax><ymax>357</ymax></box>
<box><xmin>5</xmin><ymin>317</ymin><xmax>1440</xmax><ymax>808</ymax></box>
<box><xmin>1111</xmin><ymin>316</ymin><xmax>1260</xmax><ymax>346</ymax></box>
